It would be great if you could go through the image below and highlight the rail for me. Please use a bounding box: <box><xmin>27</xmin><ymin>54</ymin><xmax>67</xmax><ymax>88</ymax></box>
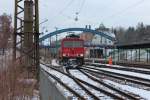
<box><xmin>80</xmin><ymin>66</ymin><xmax>150</xmax><ymax>87</ymax></box>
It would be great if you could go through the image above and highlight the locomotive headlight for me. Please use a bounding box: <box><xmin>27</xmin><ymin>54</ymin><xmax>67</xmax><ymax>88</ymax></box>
<box><xmin>80</xmin><ymin>54</ymin><xmax>83</xmax><ymax>57</ymax></box>
<box><xmin>63</xmin><ymin>54</ymin><xmax>66</xmax><ymax>56</ymax></box>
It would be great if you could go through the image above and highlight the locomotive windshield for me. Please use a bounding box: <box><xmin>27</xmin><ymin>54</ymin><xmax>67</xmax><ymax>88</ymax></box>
<box><xmin>63</xmin><ymin>41</ymin><xmax>83</xmax><ymax>47</ymax></box>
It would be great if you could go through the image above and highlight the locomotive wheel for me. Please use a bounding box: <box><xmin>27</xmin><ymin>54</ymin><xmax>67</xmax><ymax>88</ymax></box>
<box><xmin>62</xmin><ymin>58</ymin><xmax>68</xmax><ymax>65</ymax></box>
<box><xmin>81</xmin><ymin>58</ymin><xmax>84</xmax><ymax>65</ymax></box>
<box><xmin>77</xmin><ymin>58</ymin><xmax>84</xmax><ymax>65</ymax></box>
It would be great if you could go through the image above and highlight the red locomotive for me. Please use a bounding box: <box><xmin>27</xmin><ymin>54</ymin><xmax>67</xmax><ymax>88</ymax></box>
<box><xmin>59</xmin><ymin>34</ymin><xmax>84</xmax><ymax>65</ymax></box>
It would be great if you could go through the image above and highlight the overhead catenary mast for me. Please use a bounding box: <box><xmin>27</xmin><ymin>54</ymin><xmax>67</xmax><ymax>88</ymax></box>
<box><xmin>13</xmin><ymin>0</ymin><xmax>39</xmax><ymax>77</ymax></box>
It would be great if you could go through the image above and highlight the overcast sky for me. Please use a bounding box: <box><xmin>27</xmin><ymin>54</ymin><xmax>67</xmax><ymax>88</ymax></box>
<box><xmin>0</xmin><ymin>0</ymin><xmax>150</xmax><ymax>32</ymax></box>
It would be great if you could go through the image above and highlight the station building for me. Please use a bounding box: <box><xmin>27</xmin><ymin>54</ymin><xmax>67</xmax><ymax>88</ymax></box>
<box><xmin>80</xmin><ymin>25</ymin><xmax>115</xmax><ymax>58</ymax></box>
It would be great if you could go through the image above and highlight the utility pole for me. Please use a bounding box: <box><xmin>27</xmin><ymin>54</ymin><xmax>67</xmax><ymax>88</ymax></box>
<box><xmin>34</xmin><ymin>0</ymin><xmax>40</xmax><ymax>79</ymax></box>
<box><xmin>55</xmin><ymin>27</ymin><xmax>58</xmax><ymax>58</ymax></box>
<box><xmin>13</xmin><ymin>0</ymin><xmax>39</xmax><ymax>78</ymax></box>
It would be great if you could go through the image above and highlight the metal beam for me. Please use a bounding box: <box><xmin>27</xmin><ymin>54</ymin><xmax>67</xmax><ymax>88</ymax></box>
<box><xmin>39</xmin><ymin>28</ymin><xmax>116</xmax><ymax>42</ymax></box>
<box><xmin>13</xmin><ymin>0</ymin><xmax>39</xmax><ymax>77</ymax></box>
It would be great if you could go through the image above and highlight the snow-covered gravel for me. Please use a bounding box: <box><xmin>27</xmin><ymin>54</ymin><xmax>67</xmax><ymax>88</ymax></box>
<box><xmin>96</xmin><ymin>67</ymin><xmax>150</xmax><ymax>80</ymax></box>
<box><xmin>86</xmin><ymin>64</ymin><xmax>150</xmax><ymax>80</ymax></box>
<box><xmin>51</xmin><ymin>59</ymin><xmax>60</xmax><ymax>66</ymax></box>
<box><xmin>94</xmin><ymin>62</ymin><xmax>150</xmax><ymax>72</ymax></box>
<box><xmin>41</xmin><ymin>65</ymin><xmax>93</xmax><ymax>100</ymax></box>
<box><xmin>69</xmin><ymin>70</ymin><xmax>114</xmax><ymax>100</ymax></box>
<box><xmin>105</xmin><ymin>80</ymin><xmax>150</xmax><ymax>100</ymax></box>
<box><xmin>41</xmin><ymin>59</ymin><xmax>150</xmax><ymax>100</ymax></box>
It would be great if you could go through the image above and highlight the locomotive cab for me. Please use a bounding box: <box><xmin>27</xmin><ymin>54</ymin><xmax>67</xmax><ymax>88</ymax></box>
<box><xmin>59</xmin><ymin>34</ymin><xmax>84</xmax><ymax>65</ymax></box>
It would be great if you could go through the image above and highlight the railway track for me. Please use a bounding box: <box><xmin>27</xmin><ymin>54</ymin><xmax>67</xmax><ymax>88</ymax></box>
<box><xmin>68</xmin><ymin>68</ymin><xmax>142</xmax><ymax>100</ymax></box>
<box><xmin>41</xmin><ymin>69</ymin><xmax>85</xmax><ymax>100</ymax></box>
<box><xmin>66</xmin><ymin>69</ymin><xmax>127</xmax><ymax>100</ymax></box>
<box><xmin>41</xmin><ymin>63</ymin><xmax>143</xmax><ymax>100</ymax></box>
<box><xmin>86</xmin><ymin>63</ymin><xmax>150</xmax><ymax>75</ymax></box>
<box><xmin>80</xmin><ymin>66</ymin><xmax>150</xmax><ymax>87</ymax></box>
<box><xmin>117</xmin><ymin>62</ymin><xmax>150</xmax><ymax>69</ymax></box>
<box><xmin>65</xmin><ymin>69</ymin><xmax>100</xmax><ymax>100</ymax></box>
<box><xmin>42</xmin><ymin>64</ymin><xmax>124</xmax><ymax>99</ymax></box>
<box><xmin>85</xmin><ymin>59</ymin><xmax>150</xmax><ymax>69</ymax></box>
<box><xmin>78</xmin><ymin>69</ymin><xmax>142</xmax><ymax>100</ymax></box>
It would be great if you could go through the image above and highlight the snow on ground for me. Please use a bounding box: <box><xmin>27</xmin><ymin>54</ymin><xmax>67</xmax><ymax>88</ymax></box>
<box><xmin>41</xmin><ymin>65</ymin><xmax>93</xmax><ymax>100</ymax></box>
<box><xmin>102</xmin><ymin>63</ymin><xmax>150</xmax><ymax>72</ymax></box>
<box><xmin>51</xmin><ymin>59</ymin><xmax>60</xmax><ymax>66</ymax></box>
<box><xmin>31</xmin><ymin>90</ymin><xmax>40</xmax><ymax>100</ymax></box>
<box><xmin>41</xmin><ymin>64</ymin><xmax>150</xmax><ymax>100</ymax></box>
<box><xmin>92</xmin><ymin>63</ymin><xmax>150</xmax><ymax>72</ymax></box>
<box><xmin>105</xmin><ymin>80</ymin><xmax>150</xmax><ymax>100</ymax></box>
<box><xmin>69</xmin><ymin>70</ymin><xmax>99</xmax><ymax>86</ymax></box>
<box><xmin>82</xmin><ymin>84</ymin><xmax>113</xmax><ymax>100</ymax></box>
<box><xmin>124</xmin><ymin>66</ymin><xmax>150</xmax><ymax>72</ymax></box>
<box><xmin>58</xmin><ymin>84</ymin><xmax>75</xmax><ymax>99</ymax></box>
<box><xmin>93</xmin><ymin>63</ymin><xmax>125</xmax><ymax>68</ymax></box>
<box><xmin>96</xmin><ymin>67</ymin><xmax>150</xmax><ymax>80</ymax></box>
<box><xmin>41</xmin><ymin>65</ymin><xmax>115</xmax><ymax>99</ymax></box>
<box><xmin>69</xmin><ymin>70</ymin><xmax>114</xmax><ymax>99</ymax></box>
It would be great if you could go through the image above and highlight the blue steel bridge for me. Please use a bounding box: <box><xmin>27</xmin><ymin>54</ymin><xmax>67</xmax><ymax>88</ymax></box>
<box><xmin>39</xmin><ymin>27</ymin><xmax>116</xmax><ymax>49</ymax></box>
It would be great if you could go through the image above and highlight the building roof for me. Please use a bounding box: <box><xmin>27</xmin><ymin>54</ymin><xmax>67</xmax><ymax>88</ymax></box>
<box><xmin>116</xmin><ymin>42</ymin><xmax>150</xmax><ymax>49</ymax></box>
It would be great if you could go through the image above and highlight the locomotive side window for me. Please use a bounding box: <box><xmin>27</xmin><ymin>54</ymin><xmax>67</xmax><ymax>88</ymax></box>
<box><xmin>63</xmin><ymin>41</ymin><xmax>83</xmax><ymax>47</ymax></box>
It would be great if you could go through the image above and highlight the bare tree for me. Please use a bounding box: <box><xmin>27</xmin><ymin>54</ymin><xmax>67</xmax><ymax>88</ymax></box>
<box><xmin>0</xmin><ymin>13</ymin><xmax>13</xmax><ymax>50</ymax></box>
<box><xmin>0</xmin><ymin>13</ymin><xmax>37</xmax><ymax>100</ymax></box>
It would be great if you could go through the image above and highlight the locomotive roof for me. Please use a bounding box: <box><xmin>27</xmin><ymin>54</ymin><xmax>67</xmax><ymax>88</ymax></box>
<box><xmin>62</xmin><ymin>37</ymin><xmax>83</xmax><ymax>41</ymax></box>
<box><xmin>66</xmin><ymin>34</ymin><xmax>80</xmax><ymax>38</ymax></box>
